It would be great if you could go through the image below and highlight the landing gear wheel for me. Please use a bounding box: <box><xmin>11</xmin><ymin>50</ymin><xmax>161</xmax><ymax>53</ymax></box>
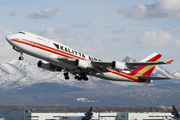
<box><xmin>75</xmin><ymin>75</ymin><xmax>79</xmax><ymax>79</ymax></box>
<box><xmin>78</xmin><ymin>77</ymin><xmax>82</xmax><ymax>81</ymax></box>
<box><xmin>19</xmin><ymin>56</ymin><xmax>24</xmax><ymax>60</ymax></box>
<box><xmin>81</xmin><ymin>73</ymin><xmax>88</xmax><ymax>81</ymax></box>
<box><xmin>65</xmin><ymin>76</ymin><xmax>70</xmax><ymax>80</ymax></box>
<box><xmin>84</xmin><ymin>77</ymin><xmax>88</xmax><ymax>81</ymax></box>
<box><xmin>18</xmin><ymin>52</ymin><xmax>24</xmax><ymax>60</ymax></box>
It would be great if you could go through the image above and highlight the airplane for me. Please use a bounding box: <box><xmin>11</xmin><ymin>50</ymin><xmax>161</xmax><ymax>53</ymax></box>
<box><xmin>6</xmin><ymin>31</ymin><xmax>174</xmax><ymax>83</ymax></box>
<box><xmin>171</xmin><ymin>105</ymin><xmax>180</xmax><ymax>119</ymax></box>
<box><xmin>60</xmin><ymin>107</ymin><xmax>93</xmax><ymax>120</ymax></box>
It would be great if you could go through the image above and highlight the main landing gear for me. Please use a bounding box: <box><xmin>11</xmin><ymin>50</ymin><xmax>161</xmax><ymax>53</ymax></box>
<box><xmin>63</xmin><ymin>71</ymin><xmax>88</xmax><ymax>81</ymax></box>
<box><xmin>64</xmin><ymin>71</ymin><xmax>70</xmax><ymax>80</ymax></box>
<box><xmin>74</xmin><ymin>73</ymin><xmax>88</xmax><ymax>81</ymax></box>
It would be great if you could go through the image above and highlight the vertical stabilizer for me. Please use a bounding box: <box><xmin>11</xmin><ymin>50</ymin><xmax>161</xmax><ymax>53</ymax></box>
<box><xmin>130</xmin><ymin>53</ymin><xmax>162</xmax><ymax>77</ymax></box>
<box><xmin>171</xmin><ymin>105</ymin><xmax>180</xmax><ymax>118</ymax></box>
<box><xmin>82</xmin><ymin>107</ymin><xmax>93</xmax><ymax>120</ymax></box>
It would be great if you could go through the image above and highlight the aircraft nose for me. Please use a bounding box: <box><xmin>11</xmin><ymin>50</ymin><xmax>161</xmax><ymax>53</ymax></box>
<box><xmin>6</xmin><ymin>35</ymin><xmax>12</xmax><ymax>43</ymax></box>
<box><xmin>6</xmin><ymin>34</ymin><xmax>17</xmax><ymax>47</ymax></box>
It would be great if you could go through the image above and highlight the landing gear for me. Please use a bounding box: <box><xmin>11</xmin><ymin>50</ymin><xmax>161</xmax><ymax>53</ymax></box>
<box><xmin>75</xmin><ymin>75</ymin><xmax>79</xmax><ymax>79</ymax></box>
<box><xmin>63</xmin><ymin>70</ymin><xmax>88</xmax><ymax>81</ymax></box>
<box><xmin>81</xmin><ymin>73</ymin><xmax>88</xmax><ymax>81</ymax></box>
<box><xmin>64</xmin><ymin>71</ymin><xmax>69</xmax><ymax>80</ymax></box>
<box><xmin>74</xmin><ymin>73</ymin><xmax>88</xmax><ymax>81</ymax></box>
<box><xmin>18</xmin><ymin>53</ymin><xmax>24</xmax><ymax>60</ymax></box>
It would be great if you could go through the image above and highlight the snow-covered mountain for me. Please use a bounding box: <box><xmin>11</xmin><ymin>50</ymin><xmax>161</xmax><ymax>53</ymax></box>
<box><xmin>0</xmin><ymin>57</ymin><xmax>179</xmax><ymax>106</ymax></box>
<box><xmin>0</xmin><ymin>56</ymin><xmax>178</xmax><ymax>90</ymax></box>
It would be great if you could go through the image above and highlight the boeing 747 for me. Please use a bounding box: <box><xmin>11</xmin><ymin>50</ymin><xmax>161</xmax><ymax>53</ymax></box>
<box><xmin>6</xmin><ymin>31</ymin><xmax>174</xmax><ymax>83</ymax></box>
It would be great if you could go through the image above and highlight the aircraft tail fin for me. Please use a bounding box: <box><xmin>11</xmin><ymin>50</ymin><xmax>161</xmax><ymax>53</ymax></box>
<box><xmin>130</xmin><ymin>53</ymin><xmax>162</xmax><ymax>77</ymax></box>
<box><xmin>171</xmin><ymin>105</ymin><xmax>180</xmax><ymax>118</ymax></box>
<box><xmin>82</xmin><ymin>107</ymin><xmax>93</xmax><ymax>120</ymax></box>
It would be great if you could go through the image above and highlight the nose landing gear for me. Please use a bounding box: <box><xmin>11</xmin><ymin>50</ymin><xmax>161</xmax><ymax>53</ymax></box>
<box><xmin>13</xmin><ymin>46</ymin><xmax>24</xmax><ymax>60</ymax></box>
<box><xmin>19</xmin><ymin>53</ymin><xmax>24</xmax><ymax>60</ymax></box>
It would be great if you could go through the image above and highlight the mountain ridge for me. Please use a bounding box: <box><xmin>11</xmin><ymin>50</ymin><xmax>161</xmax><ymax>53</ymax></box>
<box><xmin>0</xmin><ymin>57</ymin><xmax>178</xmax><ymax>90</ymax></box>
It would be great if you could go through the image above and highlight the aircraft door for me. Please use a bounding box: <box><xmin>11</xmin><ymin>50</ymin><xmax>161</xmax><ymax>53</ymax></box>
<box><xmin>44</xmin><ymin>38</ymin><xmax>53</xmax><ymax>57</ymax></box>
<box><xmin>45</xmin><ymin>38</ymin><xmax>50</xmax><ymax>45</ymax></box>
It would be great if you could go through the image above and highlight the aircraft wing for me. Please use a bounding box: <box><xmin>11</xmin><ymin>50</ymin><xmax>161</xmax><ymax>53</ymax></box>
<box><xmin>92</xmin><ymin>60</ymin><xmax>174</xmax><ymax>67</ymax></box>
<box><xmin>138</xmin><ymin>76</ymin><xmax>171</xmax><ymax>80</ymax></box>
<box><xmin>91</xmin><ymin>61</ymin><xmax>111</xmax><ymax>67</ymax></box>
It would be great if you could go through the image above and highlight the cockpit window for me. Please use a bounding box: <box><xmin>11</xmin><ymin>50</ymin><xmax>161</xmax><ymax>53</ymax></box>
<box><xmin>19</xmin><ymin>31</ymin><xmax>25</xmax><ymax>34</ymax></box>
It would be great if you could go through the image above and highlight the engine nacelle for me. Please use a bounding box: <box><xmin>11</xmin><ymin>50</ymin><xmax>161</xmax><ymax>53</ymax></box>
<box><xmin>37</xmin><ymin>60</ymin><xmax>61</xmax><ymax>72</ymax></box>
<box><xmin>111</xmin><ymin>61</ymin><xmax>128</xmax><ymax>71</ymax></box>
<box><xmin>75</xmin><ymin>59</ymin><xmax>89</xmax><ymax>69</ymax></box>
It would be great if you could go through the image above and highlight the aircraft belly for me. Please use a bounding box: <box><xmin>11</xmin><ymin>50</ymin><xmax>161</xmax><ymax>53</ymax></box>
<box><xmin>47</xmin><ymin>60</ymin><xmax>77</xmax><ymax>70</ymax></box>
<box><xmin>95</xmin><ymin>72</ymin><xmax>134</xmax><ymax>82</ymax></box>
<box><xmin>18</xmin><ymin>43</ymin><xmax>47</xmax><ymax>60</ymax></box>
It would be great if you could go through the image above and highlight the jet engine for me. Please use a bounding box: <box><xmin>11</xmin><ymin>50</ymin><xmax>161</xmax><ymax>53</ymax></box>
<box><xmin>75</xmin><ymin>59</ymin><xmax>89</xmax><ymax>69</ymax></box>
<box><xmin>111</xmin><ymin>61</ymin><xmax>129</xmax><ymax>71</ymax></box>
<box><xmin>37</xmin><ymin>60</ymin><xmax>61</xmax><ymax>72</ymax></box>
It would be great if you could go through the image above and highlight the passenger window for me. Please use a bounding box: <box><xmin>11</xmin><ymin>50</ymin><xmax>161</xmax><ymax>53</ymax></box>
<box><xmin>53</xmin><ymin>43</ymin><xmax>59</xmax><ymax>49</ymax></box>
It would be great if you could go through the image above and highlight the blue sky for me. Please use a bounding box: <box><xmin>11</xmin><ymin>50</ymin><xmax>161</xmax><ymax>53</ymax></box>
<box><xmin>0</xmin><ymin>0</ymin><xmax>180</xmax><ymax>72</ymax></box>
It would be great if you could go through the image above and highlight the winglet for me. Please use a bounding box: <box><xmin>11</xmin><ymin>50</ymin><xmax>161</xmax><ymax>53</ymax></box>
<box><xmin>166</xmin><ymin>60</ymin><xmax>174</xmax><ymax>64</ymax></box>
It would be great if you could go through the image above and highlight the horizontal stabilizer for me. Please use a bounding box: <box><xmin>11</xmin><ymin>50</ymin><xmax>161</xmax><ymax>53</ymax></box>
<box><xmin>127</xmin><ymin>60</ymin><xmax>174</xmax><ymax>66</ymax></box>
<box><xmin>138</xmin><ymin>76</ymin><xmax>171</xmax><ymax>80</ymax></box>
<box><xmin>166</xmin><ymin>60</ymin><xmax>174</xmax><ymax>64</ymax></box>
